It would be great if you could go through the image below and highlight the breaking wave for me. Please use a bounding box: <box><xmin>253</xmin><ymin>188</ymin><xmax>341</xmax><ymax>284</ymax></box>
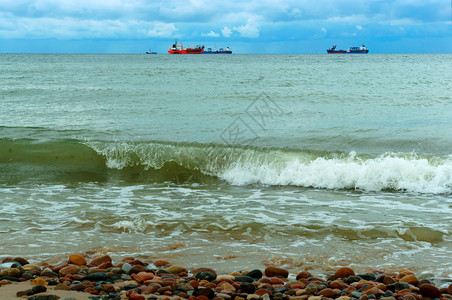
<box><xmin>1</xmin><ymin>138</ymin><xmax>451</xmax><ymax>194</ymax></box>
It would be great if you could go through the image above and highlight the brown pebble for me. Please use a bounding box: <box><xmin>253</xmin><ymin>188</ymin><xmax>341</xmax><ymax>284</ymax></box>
<box><xmin>419</xmin><ymin>283</ymin><xmax>442</xmax><ymax>298</ymax></box>
<box><xmin>296</xmin><ymin>271</ymin><xmax>312</xmax><ymax>280</ymax></box>
<box><xmin>58</xmin><ymin>265</ymin><xmax>80</xmax><ymax>276</ymax></box>
<box><xmin>54</xmin><ymin>283</ymin><xmax>71</xmax><ymax>290</ymax></box>
<box><xmin>13</xmin><ymin>257</ymin><xmax>30</xmax><ymax>266</ymax></box>
<box><xmin>334</xmin><ymin>267</ymin><xmax>355</xmax><ymax>279</ymax></box>
<box><xmin>69</xmin><ymin>254</ymin><xmax>87</xmax><ymax>266</ymax></box>
<box><xmin>399</xmin><ymin>275</ymin><xmax>419</xmax><ymax>286</ymax></box>
<box><xmin>154</xmin><ymin>259</ymin><xmax>170</xmax><ymax>267</ymax></box>
<box><xmin>318</xmin><ymin>288</ymin><xmax>335</xmax><ymax>298</ymax></box>
<box><xmin>168</xmin><ymin>265</ymin><xmax>188</xmax><ymax>274</ymax></box>
<box><xmin>88</xmin><ymin>254</ymin><xmax>111</xmax><ymax>267</ymax></box>
<box><xmin>448</xmin><ymin>283</ymin><xmax>452</xmax><ymax>295</ymax></box>
<box><xmin>264</xmin><ymin>266</ymin><xmax>289</xmax><ymax>278</ymax></box>
<box><xmin>16</xmin><ymin>289</ymin><xmax>33</xmax><ymax>297</ymax></box>
<box><xmin>50</xmin><ymin>261</ymin><xmax>69</xmax><ymax>272</ymax></box>
<box><xmin>129</xmin><ymin>264</ymin><xmax>147</xmax><ymax>274</ymax></box>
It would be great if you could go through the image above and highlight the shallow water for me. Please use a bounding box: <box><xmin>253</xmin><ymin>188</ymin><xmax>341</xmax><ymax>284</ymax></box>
<box><xmin>0</xmin><ymin>54</ymin><xmax>451</xmax><ymax>275</ymax></box>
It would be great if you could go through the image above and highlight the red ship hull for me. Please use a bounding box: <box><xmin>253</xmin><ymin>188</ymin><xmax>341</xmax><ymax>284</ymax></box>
<box><xmin>168</xmin><ymin>49</ymin><xmax>204</xmax><ymax>54</ymax></box>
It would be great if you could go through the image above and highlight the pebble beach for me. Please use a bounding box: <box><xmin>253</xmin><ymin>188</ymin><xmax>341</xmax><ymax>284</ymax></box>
<box><xmin>1</xmin><ymin>252</ymin><xmax>451</xmax><ymax>300</ymax></box>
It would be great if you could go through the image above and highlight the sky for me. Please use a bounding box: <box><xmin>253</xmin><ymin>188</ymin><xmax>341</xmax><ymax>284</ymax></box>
<box><xmin>0</xmin><ymin>0</ymin><xmax>450</xmax><ymax>53</ymax></box>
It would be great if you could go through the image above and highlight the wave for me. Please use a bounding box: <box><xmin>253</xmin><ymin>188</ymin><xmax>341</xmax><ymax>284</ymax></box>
<box><xmin>1</xmin><ymin>138</ymin><xmax>451</xmax><ymax>194</ymax></box>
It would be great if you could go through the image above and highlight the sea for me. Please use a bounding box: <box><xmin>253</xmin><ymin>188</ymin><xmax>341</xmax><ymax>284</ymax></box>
<box><xmin>0</xmin><ymin>53</ymin><xmax>451</xmax><ymax>276</ymax></box>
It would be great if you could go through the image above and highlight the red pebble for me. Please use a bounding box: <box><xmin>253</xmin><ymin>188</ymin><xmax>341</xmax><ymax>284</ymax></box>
<box><xmin>129</xmin><ymin>293</ymin><xmax>145</xmax><ymax>300</ymax></box>
<box><xmin>189</xmin><ymin>280</ymin><xmax>200</xmax><ymax>289</ymax></box>
<box><xmin>296</xmin><ymin>271</ymin><xmax>312</xmax><ymax>280</ymax></box>
<box><xmin>255</xmin><ymin>289</ymin><xmax>272</xmax><ymax>296</ymax></box>
<box><xmin>197</xmin><ymin>296</ymin><xmax>209</xmax><ymax>300</ymax></box>
<box><xmin>334</xmin><ymin>267</ymin><xmax>355</xmax><ymax>279</ymax></box>
<box><xmin>419</xmin><ymin>283</ymin><xmax>442</xmax><ymax>299</ymax></box>
<box><xmin>154</xmin><ymin>259</ymin><xmax>170</xmax><ymax>267</ymax></box>
<box><xmin>264</xmin><ymin>266</ymin><xmax>289</xmax><ymax>278</ymax></box>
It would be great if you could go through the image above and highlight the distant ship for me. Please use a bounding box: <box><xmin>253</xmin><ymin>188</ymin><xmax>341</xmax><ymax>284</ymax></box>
<box><xmin>168</xmin><ymin>39</ymin><xmax>204</xmax><ymax>54</ymax></box>
<box><xmin>327</xmin><ymin>45</ymin><xmax>369</xmax><ymax>54</ymax></box>
<box><xmin>146</xmin><ymin>50</ymin><xmax>157</xmax><ymax>54</ymax></box>
<box><xmin>204</xmin><ymin>47</ymin><xmax>232</xmax><ymax>54</ymax></box>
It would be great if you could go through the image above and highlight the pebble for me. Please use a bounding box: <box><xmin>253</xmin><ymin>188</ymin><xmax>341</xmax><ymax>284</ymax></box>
<box><xmin>335</xmin><ymin>267</ymin><xmax>355</xmax><ymax>279</ymax></box>
<box><xmin>69</xmin><ymin>253</ymin><xmax>87</xmax><ymax>266</ymax></box>
<box><xmin>1</xmin><ymin>254</ymin><xmax>450</xmax><ymax>300</ymax></box>
<box><xmin>264</xmin><ymin>266</ymin><xmax>289</xmax><ymax>278</ymax></box>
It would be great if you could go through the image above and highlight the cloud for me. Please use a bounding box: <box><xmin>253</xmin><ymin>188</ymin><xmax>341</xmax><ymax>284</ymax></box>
<box><xmin>234</xmin><ymin>23</ymin><xmax>259</xmax><ymax>38</ymax></box>
<box><xmin>148</xmin><ymin>22</ymin><xmax>177</xmax><ymax>37</ymax></box>
<box><xmin>201</xmin><ymin>30</ymin><xmax>220</xmax><ymax>37</ymax></box>
<box><xmin>221</xmin><ymin>27</ymin><xmax>232</xmax><ymax>37</ymax></box>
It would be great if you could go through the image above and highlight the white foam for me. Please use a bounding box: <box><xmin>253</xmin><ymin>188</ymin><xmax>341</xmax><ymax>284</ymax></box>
<box><xmin>220</xmin><ymin>153</ymin><xmax>452</xmax><ymax>194</ymax></box>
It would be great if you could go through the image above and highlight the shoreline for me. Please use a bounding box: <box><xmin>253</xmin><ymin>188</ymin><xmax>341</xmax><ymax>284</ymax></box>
<box><xmin>1</xmin><ymin>252</ymin><xmax>451</xmax><ymax>300</ymax></box>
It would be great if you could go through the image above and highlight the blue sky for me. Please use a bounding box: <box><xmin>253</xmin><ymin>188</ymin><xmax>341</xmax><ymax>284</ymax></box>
<box><xmin>0</xmin><ymin>0</ymin><xmax>450</xmax><ymax>53</ymax></box>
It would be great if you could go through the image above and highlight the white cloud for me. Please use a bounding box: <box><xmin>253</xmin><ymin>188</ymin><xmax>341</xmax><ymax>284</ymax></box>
<box><xmin>234</xmin><ymin>23</ymin><xmax>259</xmax><ymax>38</ymax></box>
<box><xmin>148</xmin><ymin>22</ymin><xmax>177</xmax><ymax>37</ymax></box>
<box><xmin>221</xmin><ymin>27</ymin><xmax>232</xmax><ymax>37</ymax></box>
<box><xmin>201</xmin><ymin>30</ymin><xmax>220</xmax><ymax>37</ymax></box>
<box><xmin>356</xmin><ymin>25</ymin><xmax>363</xmax><ymax>30</ymax></box>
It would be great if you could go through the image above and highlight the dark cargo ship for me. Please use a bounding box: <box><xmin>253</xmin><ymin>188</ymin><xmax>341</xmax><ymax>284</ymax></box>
<box><xmin>327</xmin><ymin>45</ymin><xmax>369</xmax><ymax>54</ymax></box>
<box><xmin>204</xmin><ymin>47</ymin><xmax>232</xmax><ymax>54</ymax></box>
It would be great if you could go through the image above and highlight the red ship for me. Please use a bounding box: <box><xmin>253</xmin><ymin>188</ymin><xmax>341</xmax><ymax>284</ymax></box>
<box><xmin>168</xmin><ymin>39</ymin><xmax>204</xmax><ymax>54</ymax></box>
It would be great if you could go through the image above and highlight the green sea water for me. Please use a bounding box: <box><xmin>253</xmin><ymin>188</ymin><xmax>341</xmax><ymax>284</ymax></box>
<box><xmin>0</xmin><ymin>54</ymin><xmax>451</xmax><ymax>275</ymax></box>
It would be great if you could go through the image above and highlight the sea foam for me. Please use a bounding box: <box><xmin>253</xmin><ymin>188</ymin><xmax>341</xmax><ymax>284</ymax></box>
<box><xmin>220</xmin><ymin>152</ymin><xmax>452</xmax><ymax>194</ymax></box>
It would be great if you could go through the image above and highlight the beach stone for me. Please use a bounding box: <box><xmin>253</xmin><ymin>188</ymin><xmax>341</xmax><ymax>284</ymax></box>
<box><xmin>448</xmin><ymin>283</ymin><xmax>452</xmax><ymax>295</ymax></box>
<box><xmin>334</xmin><ymin>267</ymin><xmax>355</xmax><ymax>280</ymax></box>
<box><xmin>399</xmin><ymin>275</ymin><xmax>419</xmax><ymax>286</ymax></box>
<box><xmin>21</xmin><ymin>270</ymin><xmax>36</xmax><ymax>280</ymax></box>
<box><xmin>305</xmin><ymin>283</ymin><xmax>318</xmax><ymax>294</ymax></box>
<box><xmin>129</xmin><ymin>293</ymin><xmax>146</xmax><ymax>300</ymax></box>
<box><xmin>122</xmin><ymin>262</ymin><xmax>133</xmax><ymax>274</ymax></box>
<box><xmin>264</xmin><ymin>266</ymin><xmax>289</xmax><ymax>278</ymax></box>
<box><xmin>219</xmin><ymin>282</ymin><xmax>236</xmax><ymax>292</ymax></box>
<box><xmin>419</xmin><ymin>283</ymin><xmax>441</xmax><ymax>298</ymax></box>
<box><xmin>129</xmin><ymin>264</ymin><xmax>147</xmax><ymax>274</ymax></box>
<box><xmin>0</xmin><ymin>268</ymin><xmax>21</xmax><ymax>277</ymax></box>
<box><xmin>195</xmin><ymin>271</ymin><xmax>217</xmax><ymax>282</ymax></box>
<box><xmin>70</xmin><ymin>281</ymin><xmax>85</xmax><ymax>291</ymax></box>
<box><xmin>13</xmin><ymin>257</ymin><xmax>29</xmax><ymax>265</ymax></box>
<box><xmin>82</xmin><ymin>272</ymin><xmax>109</xmax><ymax>281</ymax></box>
<box><xmin>234</xmin><ymin>276</ymin><xmax>254</xmax><ymax>283</ymax></box>
<box><xmin>346</xmin><ymin>275</ymin><xmax>361</xmax><ymax>284</ymax></box>
<box><xmin>50</xmin><ymin>261</ymin><xmax>68</xmax><ymax>272</ymax></box>
<box><xmin>363</xmin><ymin>287</ymin><xmax>380</xmax><ymax>296</ymax></box>
<box><xmin>128</xmin><ymin>259</ymin><xmax>145</xmax><ymax>266</ymax></box>
<box><xmin>41</xmin><ymin>267</ymin><xmax>58</xmax><ymax>277</ymax></box>
<box><xmin>54</xmin><ymin>283</ymin><xmax>71</xmax><ymax>290</ymax></box>
<box><xmin>245</xmin><ymin>269</ymin><xmax>263</xmax><ymax>279</ymax></box>
<box><xmin>32</xmin><ymin>277</ymin><xmax>48</xmax><ymax>286</ymax></box>
<box><xmin>296</xmin><ymin>272</ymin><xmax>312</xmax><ymax>280</ymax></box>
<box><xmin>28</xmin><ymin>296</ymin><xmax>60</xmax><ymax>300</ymax></box>
<box><xmin>351</xmin><ymin>291</ymin><xmax>362</xmax><ymax>298</ymax></box>
<box><xmin>194</xmin><ymin>287</ymin><xmax>215</xmax><ymax>299</ymax></box>
<box><xmin>168</xmin><ymin>265</ymin><xmax>188</xmax><ymax>274</ymax></box>
<box><xmin>318</xmin><ymin>288</ymin><xmax>336</xmax><ymax>298</ymax></box>
<box><xmin>59</xmin><ymin>265</ymin><xmax>80</xmax><ymax>276</ymax></box>
<box><xmin>88</xmin><ymin>254</ymin><xmax>112</xmax><ymax>267</ymax></box>
<box><xmin>32</xmin><ymin>284</ymin><xmax>47</xmax><ymax>294</ymax></box>
<box><xmin>358</xmin><ymin>274</ymin><xmax>376</xmax><ymax>281</ymax></box>
<box><xmin>255</xmin><ymin>288</ymin><xmax>273</xmax><ymax>296</ymax></box>
<box><xmin>16</xmin><ymin>289</ymin><xmax>34</xmax><ymax>297</ymax></box>
<box><xmin>154</xmin><ymin>259</ymin><xmax>170</xmax><ymax>267</ymax></box>
<box><xmin>240</xmin><ymin>282</ymin><xmax>256</xmax><ymax>294</ymax></box>
<box><xmin>69</xmin><ymin>254</ymin><xmax>87</xmax><ymax>266</ymax></box>
<box><xmin>393</xmin><ymin>282</ymin><xmax>410</xmax><ymax>291</ymax></box>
